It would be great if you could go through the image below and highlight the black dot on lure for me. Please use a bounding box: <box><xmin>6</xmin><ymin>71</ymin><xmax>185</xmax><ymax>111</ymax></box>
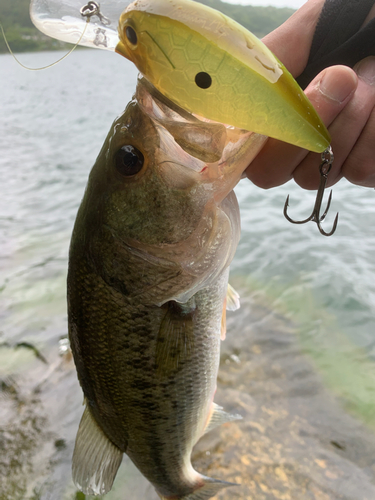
<box><xmin>115</xmin><ymin>145</ymin><xmax>144</xmax><ymax>176</ymax></box>
<box><xmin>195</xmin><ymin>72</ymin><xmax>212</xmax><ymax>89</ymax></box>
<box><xmin>126</xmin><ymin>26</ymin><xmax>137</xmax><ymax>45</ymax></box>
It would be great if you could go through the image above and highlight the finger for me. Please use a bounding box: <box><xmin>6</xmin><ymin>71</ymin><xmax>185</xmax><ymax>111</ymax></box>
<box><xmin>341</xmin><ymin>57</ymin><xmax>375</xmax><ymax>187</ymax></box>
<box><xmin>342</xmin><ymin>111</ymin><xmax>375</xmax><ymax>187</ymax></box>
<box><xmin>262</xmin><ymin>0</ymin><xmax>325</xmax><ymax>76</ymax></box>
<box><xmin>245</xmin><ymin>65</ymin><xmax>358</xmax><ymax>189</ymax></box>
<box><xmin>294</xmin><ymin>57</ymin><xmax>375</xmax><ymax>189</ymax></box>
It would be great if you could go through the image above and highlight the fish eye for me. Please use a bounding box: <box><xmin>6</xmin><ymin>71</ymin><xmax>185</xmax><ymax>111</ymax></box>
<box><xmin>125</xmin><ymin>26</ymin><xmax>137</xmax><ymax>46</ymax></box>
<box><xmin>115</xmin><ymin>145</ymin><xmax>144</xmax><ymax>176</ymax></box>
<box><xmin>195</xmin><ymin>72</ymin><xmax>212</xmax><ymax>89</ymax></box>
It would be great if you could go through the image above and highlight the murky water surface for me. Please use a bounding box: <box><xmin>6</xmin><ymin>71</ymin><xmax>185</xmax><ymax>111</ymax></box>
<box><xmin>1</xmin><ymin>50</ymin><xmax>375</xmax><ymax>500</ymax></box>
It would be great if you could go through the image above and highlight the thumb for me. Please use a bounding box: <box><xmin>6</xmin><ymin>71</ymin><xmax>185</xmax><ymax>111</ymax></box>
<box><xmin>262</xmin><ymin>0</ymin><xmax>325</xmax><ymax>77</ymax></box>
<box><xmin>305</xmin><ymin>65</ymin><xmax>358</xmax><ymax>124</ymax></box>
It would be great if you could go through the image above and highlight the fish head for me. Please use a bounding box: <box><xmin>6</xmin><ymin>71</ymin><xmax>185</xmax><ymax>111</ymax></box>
<box><xmin>87</xmin><ymin>103</ymin><xmax>194</xmax><ymax>250</ymax></box>
<box><xmin>82</xmin><ymin>78</ymin><xmax>263</xmax><ymax>304</ymax></box>
<box><xmin>116</xmin><ymin>0</ymin><xmax>330</xmax><ymax>153</ymax></box>
<box><xmin>88</xmin><ymin>78</ymin><xmax>256</xmax><ymax>248</ymax></box>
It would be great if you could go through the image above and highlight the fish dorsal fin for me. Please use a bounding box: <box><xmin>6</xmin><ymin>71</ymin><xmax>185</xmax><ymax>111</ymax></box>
<box><xmin>226</xmin><ymin>283</ymin><xmax>240</xmax><ymax>311</ymax></box>
<box><xmin>158</xmin><ymin>476</ymin><xmax>237</xmax><ymax>500</ymax></box>
<box><xmin>72</xmin><ymin>404</ymin><xmax>123</xmax><ymax>495</ymax></box>
<box><xmin>204</xmin><ymin>403</ymin><xmax>242</xmax><ymax>435</ymax></box>
<box><xmin>156</xmin><ymin>301</ymin><xmax>195</xmax><ymax>377</ymax></box>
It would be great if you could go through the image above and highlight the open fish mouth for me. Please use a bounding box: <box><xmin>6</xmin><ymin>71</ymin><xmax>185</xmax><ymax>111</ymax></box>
<box><xmin>135</xmin><ymin>77</ymin><xmax>268</xmax><ymax>200</ymax></box>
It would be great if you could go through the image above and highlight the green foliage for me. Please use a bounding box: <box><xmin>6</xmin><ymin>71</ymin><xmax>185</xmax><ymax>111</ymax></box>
<box><xmin>0</xmin><ymin>0</ymin><xmax>34</xmax><ymax>30</ymax></box>
<box><xmin>0</xmin><ymin>0</ymin><xmax>71</xmax><ymax>53</ymax></box>
<box><xmin>196</xmin><ymin>0</ymin><xmax>295</xmax><ymax>38</ymax></box>
<box><xmin>0</xmin><ymin>0</ymin><xmax>295</xmax><ymax>54</ymax></box>
<box><xmin>0</xmin><ymin>24</ymin><xmax>69</xmax><ymax>53</ymax></box>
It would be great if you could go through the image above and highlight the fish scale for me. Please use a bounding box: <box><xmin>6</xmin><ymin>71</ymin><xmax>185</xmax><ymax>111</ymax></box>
<box><xmin>68</xmin><ymin>80</ymin><xmax>246</xmax><ymax>498</ymax></box>
<box><xmin>71</xmin><ymin>257</ymin><xmax>224</xmax><ymax>494</ymax></box>
<box><xmin>126</xmin><ymin>284</ymin><xmax>224</xmax><ymax>496</ymax></box>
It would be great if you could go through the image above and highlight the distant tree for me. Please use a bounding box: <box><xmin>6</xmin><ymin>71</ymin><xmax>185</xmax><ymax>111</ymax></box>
<box><xmin>0</xmin><ymin>0</ymin><xmax>35</xmax><ymax>29</ymax></box>
<box><xmin>196</xmin><ymin>0</ymin><xmax>294</xmax><ymax>38</ymax></box>
<box><xmin>0</xmin><ymin>0</ymin><xmax>70</xmax><ymax>53</ymax></box>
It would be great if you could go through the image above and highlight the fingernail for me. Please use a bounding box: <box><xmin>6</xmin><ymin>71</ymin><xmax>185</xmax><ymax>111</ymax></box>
<box><xmin>354</xmin><ymin>56</ymin><xmax>375</xmax><ymax>85</ymax></box>
<box><xmin>319</xmin><ymin>68</ymin><xmax>357</xmax><ymax>104</ymax></box>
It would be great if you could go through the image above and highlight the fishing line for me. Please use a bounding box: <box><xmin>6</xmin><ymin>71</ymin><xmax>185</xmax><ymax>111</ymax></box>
<box><xmin>0</xmin><ymin>1</ymin><xmax>103</xmax><ymax>71</ymax></box>
<box><xmin>0</xmin><ymin>19</ymin><xmax>89</xmax><ymax>71</ymax></box>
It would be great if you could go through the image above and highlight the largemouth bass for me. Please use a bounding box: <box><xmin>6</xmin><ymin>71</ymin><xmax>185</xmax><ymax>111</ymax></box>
<box><xmin>68</xmin><ymin>77</ymin><xmax>265</xmax><ymax>499</ymax></box>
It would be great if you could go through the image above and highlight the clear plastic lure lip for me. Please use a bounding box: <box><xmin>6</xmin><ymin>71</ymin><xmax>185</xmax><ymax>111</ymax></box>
<box><xmin>30</xmin><ymin>0</ymin><xmax>132</xmax><ymax>51</ymax></box>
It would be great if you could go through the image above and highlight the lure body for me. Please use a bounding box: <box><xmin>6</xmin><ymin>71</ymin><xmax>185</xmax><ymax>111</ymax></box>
<box><xmin>116</xmin><ymin>0</ymin><xmax>330</xmax><ymax>152</ymax></box>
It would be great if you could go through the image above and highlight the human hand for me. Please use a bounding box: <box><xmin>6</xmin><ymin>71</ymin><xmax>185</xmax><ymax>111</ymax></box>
<box><xmin>245</xmin><ymin>0</ymin><xmax>375</xmax><ymax>189</ymax></box>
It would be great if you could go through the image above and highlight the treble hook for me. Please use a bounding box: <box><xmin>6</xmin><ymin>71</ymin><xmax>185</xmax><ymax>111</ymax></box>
<box><xmin>283</xmin><ymin>146</ymin><xmax>339</xmax><ymax>237</ymax></box>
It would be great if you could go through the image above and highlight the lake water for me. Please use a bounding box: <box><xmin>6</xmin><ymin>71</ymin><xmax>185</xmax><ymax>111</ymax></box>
<box><xmin>1</xmin><ymin>50</ymin><xmax>375</xmax><ymax>500</ymax></box>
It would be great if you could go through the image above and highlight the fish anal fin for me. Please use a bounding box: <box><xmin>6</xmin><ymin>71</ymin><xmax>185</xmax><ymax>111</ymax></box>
<box><xmin>72</xmin><ymin>404</ymin><xmax>123</xmax><ymax>495</ymax></box>
<box><xmin>158</xmin><ymin>476</ymin><xmax>237</xmax><ymax>500</ymax></box>
<box><xmin>204</xmin><ymin>402</ymin><xmax>242</xmax><ymax>435</ymax></box>
<box><xmin>226</xmin><ymin>283</ymin><xmax>240</xmax><ymax>311</ymax></box>
<box><xmin>156</xmin><ymin>301</ymin><xmax>195</xmax><ymax>377</ymax></box>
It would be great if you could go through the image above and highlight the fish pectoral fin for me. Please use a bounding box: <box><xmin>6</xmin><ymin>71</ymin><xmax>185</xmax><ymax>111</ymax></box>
<box><xmin>158</xmin><ymin>476</ymin><xmax>237</xmax><ymax>500</ymax></box>
<box><xmin>155</xmin><ymin>301</ymin><xmax>195</xmax><ymax>377</ymax></box>
<box><xmin>204</xmin><ymin>402</ymin><xmax>242</xmax><ymax>435</ymax></box>
<box><xmin>221</xmin><ymin>284</ymin><xmax>240</xmax><ymax>340</ymax></box>
<box><xmin>226</xmin><ymin>283</ymin><xmax>240</xmax><ymax>311</ymax></box>
<box><xmin>72</xmin><ymin>404</ymin><xmax>123</xmax><ymax>495</ymax></box>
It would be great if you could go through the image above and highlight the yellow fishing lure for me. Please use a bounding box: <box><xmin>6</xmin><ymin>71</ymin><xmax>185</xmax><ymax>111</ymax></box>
<box><xmin>116</xmin><ymin>0</ymin><xmax>330</xmax><ymax>153</ymax></box>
